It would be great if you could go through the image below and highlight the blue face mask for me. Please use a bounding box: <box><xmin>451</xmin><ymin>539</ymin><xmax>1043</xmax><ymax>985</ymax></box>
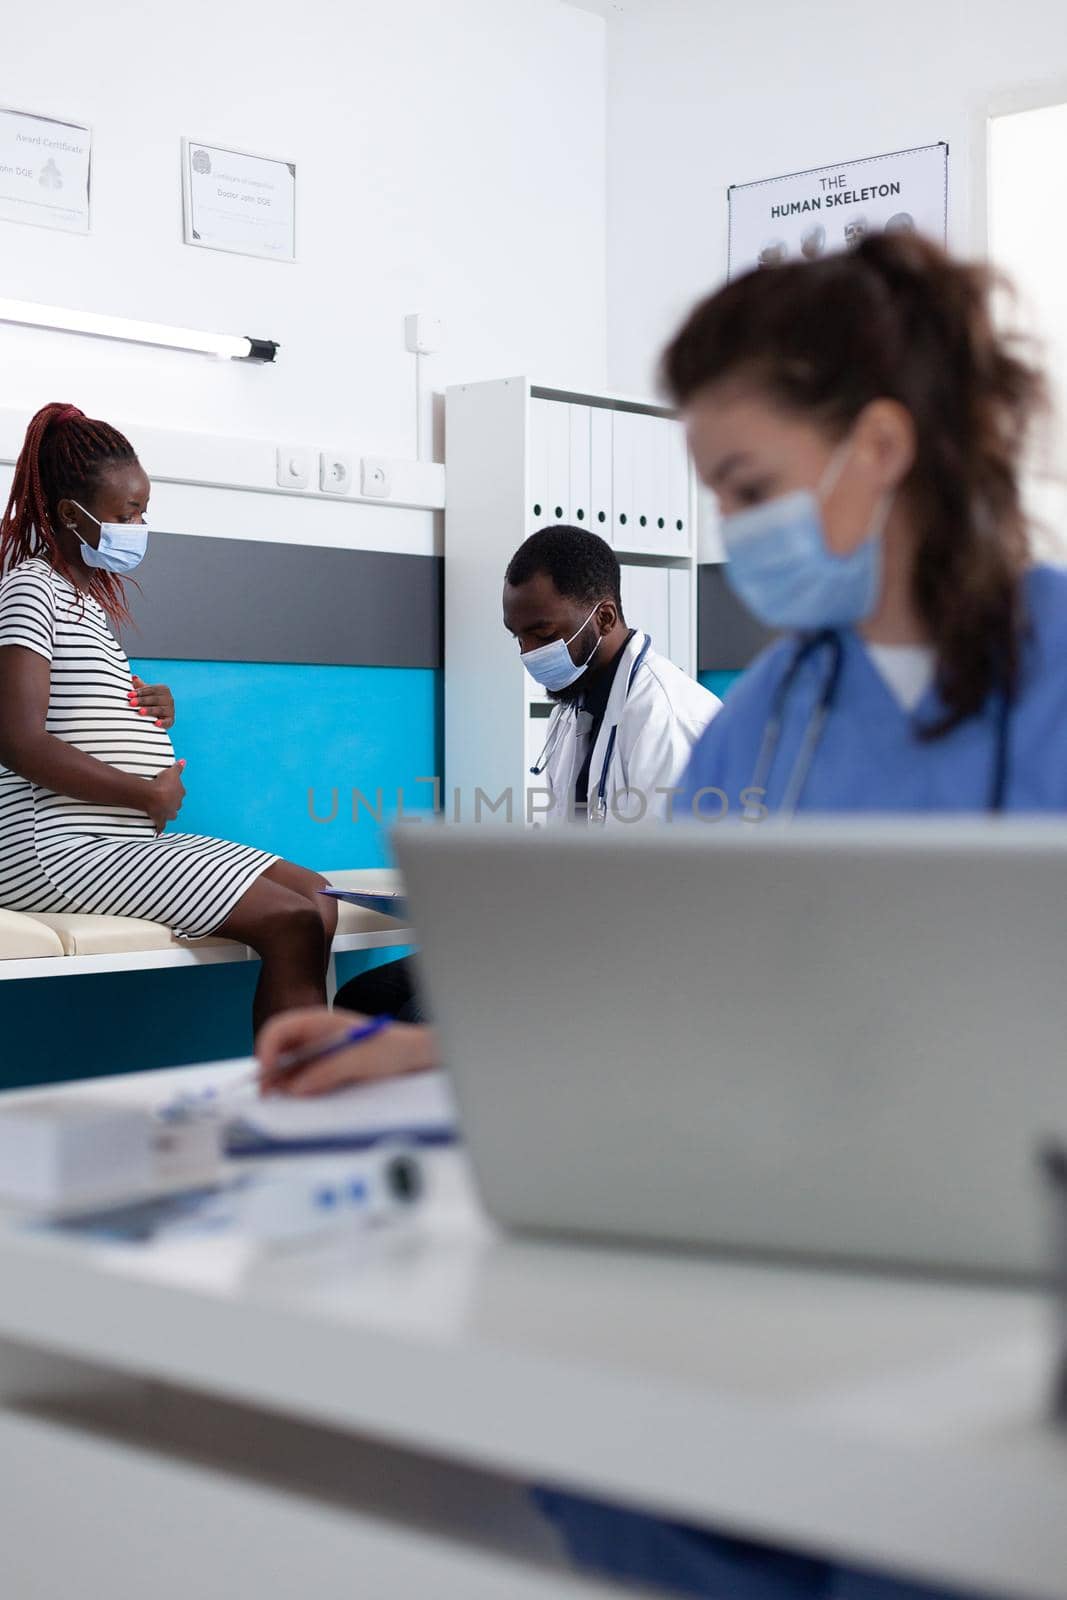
<box><xmin>69</xmin><ymin>501</ymin><xmax>148</xmax><ymax>575</ymax></box>
<box><xmin>720</xmin><ymin>443</ymin><xmax>889</xmax><ymax>630</ymax></box>
<box><xmin>520</xmin><ymin>603</ymin><xmax>603</xmax><ymax>692</ymax></box>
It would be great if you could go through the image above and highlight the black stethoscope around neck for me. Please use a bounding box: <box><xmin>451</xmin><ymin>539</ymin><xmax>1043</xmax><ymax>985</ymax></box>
<box><xmin>750</xmin><ymin>629</ymin><xmax>1012</xmax><ymax>818</ymax></box>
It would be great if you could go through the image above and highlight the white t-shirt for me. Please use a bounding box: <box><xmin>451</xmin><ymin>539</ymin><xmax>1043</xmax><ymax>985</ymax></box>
<box><xmin>865</xmin><ymin>642</ymin><xmax>935</xmax><ymax>713</ymax></box>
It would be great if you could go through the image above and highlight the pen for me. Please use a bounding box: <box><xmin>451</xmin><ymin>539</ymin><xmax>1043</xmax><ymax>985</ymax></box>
<box><xmin>220</xmin><ymin>1015</ymin><xmax>395</xmax><ymax>1100</ymax></box>
<box><xmin>266</xmin><ymin>1014</ymin><xmax>394</xmax><ymax>1088</ymax></box>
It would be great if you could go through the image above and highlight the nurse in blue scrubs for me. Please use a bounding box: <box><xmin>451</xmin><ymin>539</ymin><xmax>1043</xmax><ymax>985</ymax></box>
<box><xmin>669</xmin><ymin>229</ymin><xmax>1067</xmax><ymax>822</ymax></box>
<box><xmin>537</xmin><ymin>231</ymin><xmax>1062</xmax><ymax>1597</ymax></box>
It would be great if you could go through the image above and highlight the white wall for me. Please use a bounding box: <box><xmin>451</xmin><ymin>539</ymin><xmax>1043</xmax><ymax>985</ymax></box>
<box><xmin>16</xmin><ymin>0</ymin><xmax>1067</xmax><ymax>522</ymax></box>
<box><xmin>604</xmin><ymin>0</ymin><xmax>1067</xmax><ymax>397</ymax></box>
<box><xmin>0</xmin><ymin>0</ymin><xmax>607</xmax><ymax>461</ymax></box>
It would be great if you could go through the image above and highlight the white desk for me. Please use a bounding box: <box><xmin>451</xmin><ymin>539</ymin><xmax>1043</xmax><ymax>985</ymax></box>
<box><xmin>1</xmin><ymin>1062</ymin><xmax>1066</xmax><ymax>1600</ymax></box>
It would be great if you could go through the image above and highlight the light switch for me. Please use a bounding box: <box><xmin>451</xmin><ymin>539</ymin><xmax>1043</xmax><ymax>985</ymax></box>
<box><xmin>276</xmin><ymin>446</ymin><xmax>312</xmax><ymax>490</ymax></box>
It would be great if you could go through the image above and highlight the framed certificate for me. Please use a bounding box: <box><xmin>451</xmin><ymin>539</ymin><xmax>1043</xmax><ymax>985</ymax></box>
<box><xmin>0</xmin><ymin>106</ymin><xmax>91</xmax><ymax>234</ymax></box>
<box><xmin>181</xmin><ymin>139</ymin><xmax>296</xmax><ymax>263</ymax></box>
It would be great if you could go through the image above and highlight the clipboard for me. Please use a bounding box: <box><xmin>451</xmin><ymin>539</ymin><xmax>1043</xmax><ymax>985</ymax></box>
<box><xmin>319</xmin><ymin>888</ymin><xmax>410</xmax><ymax>920</ymax></box>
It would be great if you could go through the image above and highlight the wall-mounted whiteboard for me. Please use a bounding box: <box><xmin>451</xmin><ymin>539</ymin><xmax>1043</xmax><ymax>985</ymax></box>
<box><xmin>181</xmin><ymin>139</ymin><xmax>296</xmax><ymax>263</ymax></box>
<box><xmin>728</xmin><ymin>143</ymin><xmax>948</xmax><ymax>279</ymax></box>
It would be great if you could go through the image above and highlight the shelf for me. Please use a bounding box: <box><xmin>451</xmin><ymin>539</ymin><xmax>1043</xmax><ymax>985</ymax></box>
<box><xmin>528</xmin><ymin>381</ymin><xmax>676</xmax><ymax>419</ymax></box>
<box><xmin>612</xmin><ymin>546</ymin><xmax>694</xmax><ymax>563</ymax></box>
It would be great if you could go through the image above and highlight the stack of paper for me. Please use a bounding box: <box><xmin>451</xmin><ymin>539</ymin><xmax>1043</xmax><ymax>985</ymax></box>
<box><xmin>226</xmin><ymin>1070</ymin><xmax>457</xmax><ymax>1156</ymax></box>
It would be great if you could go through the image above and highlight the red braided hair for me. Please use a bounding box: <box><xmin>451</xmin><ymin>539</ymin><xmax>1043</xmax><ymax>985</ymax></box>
<box><xmin>0</xmin><ymin>403</ymin><xmax>140</xmax><ymax>623</ymax></box>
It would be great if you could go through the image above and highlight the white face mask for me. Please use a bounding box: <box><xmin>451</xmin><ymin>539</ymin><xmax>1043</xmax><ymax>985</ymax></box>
<box><xmin>520</xmin><ymin>603</ymin><xmax>603</xmax><ymax>692</ymax></box>
<box><xmin>69</xmin><ymin>501</ymin><xmax>148</xmax><ymax>575</ymax></box>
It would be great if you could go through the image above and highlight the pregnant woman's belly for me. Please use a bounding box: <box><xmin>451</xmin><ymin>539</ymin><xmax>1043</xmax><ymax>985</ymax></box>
<box><xmin>35</xmin><ymin>668</ymin><xmax>177</xmax><ymax>840</ymax></box>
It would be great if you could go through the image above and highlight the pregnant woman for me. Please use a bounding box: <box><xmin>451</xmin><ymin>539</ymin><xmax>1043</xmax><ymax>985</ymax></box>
<box><xmin>0</xmin><ymin>402</ymin><xmax>337</xmax><ymax>1038</ymax></box>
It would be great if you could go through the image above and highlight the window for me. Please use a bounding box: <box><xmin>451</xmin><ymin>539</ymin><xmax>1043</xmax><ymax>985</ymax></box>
<box><xmin>989</xmin><ymin>101</ymin><xmax>1067</xmax><ymax>559</ymax></box>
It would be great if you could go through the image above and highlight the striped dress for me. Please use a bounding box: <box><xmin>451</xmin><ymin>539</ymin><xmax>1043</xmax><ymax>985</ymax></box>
<box><xmin>0</xmin><ymin>558</ymin><xmax>277</xmax><ymax>940</ymax></box>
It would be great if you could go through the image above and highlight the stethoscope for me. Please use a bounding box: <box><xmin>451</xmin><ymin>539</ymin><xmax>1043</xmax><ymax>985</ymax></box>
<box><xmin>749</xmin><ymin>628</ymin><xmax>1012</xmax><ymax>817</ymax></box>
<box><xmin>530</xmin><ymin>634</ymin><xmax>653</xmax><ymax>822</ymax></box>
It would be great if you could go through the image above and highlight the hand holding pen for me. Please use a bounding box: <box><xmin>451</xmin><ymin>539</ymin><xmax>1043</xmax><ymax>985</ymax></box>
<box><xmin>256</xmin><ymin>1008</ymin><xmax>439</xmax><ymax>1098</ymax></box>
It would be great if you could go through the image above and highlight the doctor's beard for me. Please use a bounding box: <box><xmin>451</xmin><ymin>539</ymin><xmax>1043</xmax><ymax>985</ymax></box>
<box><xmin>547</xmin><ymin>623</ymin><xmax>604</xmax><ymax>704</ymax></box>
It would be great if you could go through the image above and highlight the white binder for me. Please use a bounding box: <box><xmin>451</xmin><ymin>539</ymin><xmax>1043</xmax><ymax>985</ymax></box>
<box><xmin>612</xmin><ymin>410</ymin><xmax>635</xmax><ymax>545</ymax></box>
<box><xmin>545</xmin><ymin>400</ymin><xmax>571</xmax><ymax>524</ymax></box>
<box><xmin>529</xmin><ymin>398</ymin><xmax>552</xmax><ymax>528</ymax></box>
<box><xmin>668</xmin><ymin>565</ymin><xmax>693</xmax><ymax>674</ymax></box>
<box><xmin>650</xmin><ymin>417</ymin><xmax>674</xmax><ymax>550</ymax></box>
<box><xmin>630</xmin><ymin>413</ymin><xmax>656</xmax><ymax>546</ymax></box>
<box><xmin>590</xmin><ymin>405</ymin><xmax>614</xmax><ymax>541</ymax></box>
<box><xmin>621</xmin><ymin>563</ymin><xmax>670</xmax><ymax>656</ymax></box>
<box><xmin>568</xmin><ymin>404</ymin><xmax>592</xmax><ymax>528</ymax></box>
<box><xmin>668</xmin><ymin>422</ymin><xmax>692</xmax><ymax>552</ymax></box>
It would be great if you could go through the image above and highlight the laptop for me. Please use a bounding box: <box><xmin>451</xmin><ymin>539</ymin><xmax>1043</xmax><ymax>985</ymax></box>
<box><xmin>394</xmin><ymin>820</ymin><xmax>1067</xmax><ymax>1280</ymax></box>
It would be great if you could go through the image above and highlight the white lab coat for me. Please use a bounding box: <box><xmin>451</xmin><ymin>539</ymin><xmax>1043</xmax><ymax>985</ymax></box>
<box><xmin>533</xmin><ymin>631</ymin><xmax>722</xmax><ymax>824</ymax></box>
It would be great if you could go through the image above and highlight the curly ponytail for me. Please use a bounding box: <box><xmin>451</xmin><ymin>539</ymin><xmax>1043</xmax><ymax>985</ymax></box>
<box><xmin>0</xmin><ymin>402</ymin><xmax>140</xmax><ymax>624</ymax></box>
<box><xmin>662</xmin><ymin>233</ymin><xmax>1048</xmax><ymax>733</ymax></box>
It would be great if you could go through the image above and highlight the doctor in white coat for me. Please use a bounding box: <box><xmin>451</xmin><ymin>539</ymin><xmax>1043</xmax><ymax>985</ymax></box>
<box><xmin>503</xmin><ymin>525</ymin><xmax>720</xmax><ymax>823</ymax></box>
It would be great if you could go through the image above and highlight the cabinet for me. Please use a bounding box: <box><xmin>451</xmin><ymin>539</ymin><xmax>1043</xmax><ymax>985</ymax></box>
<box><xmin>445</xmin><ymin>378</ymin><xmax>698</xmax><ymax>819</ymax></box>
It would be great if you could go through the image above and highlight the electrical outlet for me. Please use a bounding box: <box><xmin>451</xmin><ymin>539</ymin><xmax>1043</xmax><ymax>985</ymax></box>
<box><xmin>276</xmin><ymin>446</ymin><xmax>312</xmax><ymax>490</ymax></box>
<box><xmin>319</xmin><ymin>452</ymin><xmax>353</xmax><ymax>495</ymax></box>
<box><xmin>360</xmin><ymin>457</ymin><xmax>392</xmax><ymax>498</ymax></box>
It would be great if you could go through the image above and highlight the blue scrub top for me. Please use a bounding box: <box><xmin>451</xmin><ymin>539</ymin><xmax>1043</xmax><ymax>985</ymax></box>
<box><xmin>679</xmin><ymin>564</ymin><xmax>1067</xmax><ymax>818</ymax></box>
